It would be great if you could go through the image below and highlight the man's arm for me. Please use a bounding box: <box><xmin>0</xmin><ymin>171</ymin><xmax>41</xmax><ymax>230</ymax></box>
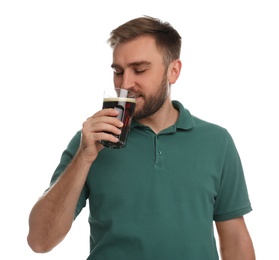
<box><xmin>27</xmin><ymin>151</ymin><xmax>92</xmax><ymax>253</ymax></box>
<box><xmin>27</xmin><ymin>108</ymin><xmax>123</xmax><ymax>253</ymax></box>
<box><xmin>215</xmin><ymin>216</ymin><xmax>255</xmax><ymax>260</ymax></box>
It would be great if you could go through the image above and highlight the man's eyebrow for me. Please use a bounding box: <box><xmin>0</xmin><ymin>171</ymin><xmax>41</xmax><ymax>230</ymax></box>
<box><xmin>111</xmin><ymin>61</ymin><xmax>151</xmax><ymax>69</ymax></box>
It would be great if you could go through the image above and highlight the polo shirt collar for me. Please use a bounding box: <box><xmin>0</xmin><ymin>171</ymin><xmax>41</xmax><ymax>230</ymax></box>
<box><xmin>172</xmin><ymin>100</ymin><xmax>195</xmax><ymax>130</ymax></box>
<box><xmin>131</xmin><ymin>100</ymin><xmax>195</xmax><ymax>131</ymax></box>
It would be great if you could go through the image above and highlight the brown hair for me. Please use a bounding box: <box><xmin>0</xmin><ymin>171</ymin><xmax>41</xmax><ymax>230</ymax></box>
<box><xmin>107</xmin><ymin>15</ymin><xmax>182</xmax><ymax>66</ymax></box>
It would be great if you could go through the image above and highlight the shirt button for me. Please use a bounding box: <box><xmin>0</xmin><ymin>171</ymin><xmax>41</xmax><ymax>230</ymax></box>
<box><xmin>158</xmin><ymin>151</ymin><xmax>162</xmax><ymax>155</ymax></box>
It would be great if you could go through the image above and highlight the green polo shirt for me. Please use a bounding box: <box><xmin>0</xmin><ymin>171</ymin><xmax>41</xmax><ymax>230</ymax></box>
<box><xmin>51</xmin><ymin>100</ymin><xmax>252</xmax><ymax>259</ymax></box>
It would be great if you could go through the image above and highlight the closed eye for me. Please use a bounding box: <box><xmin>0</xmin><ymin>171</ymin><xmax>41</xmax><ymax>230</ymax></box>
<box><xmin>114</xmin><ymin>71</ymin><xmax>123</xmax><ymax>76</ymax></box>
<box><xmin>135</xmin><ymin>69</ymin><xmax>146</xmax><ymax>74</ymax></box>
<box><xmin>112</xmin><ymin>68</ymin><xmax>123</xmax><ymax>75</ymax></box>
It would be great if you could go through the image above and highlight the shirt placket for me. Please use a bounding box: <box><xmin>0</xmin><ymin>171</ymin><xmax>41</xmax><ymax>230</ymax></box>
<box><xmin>154</xmin><ymin>134</ymin><xmax>163</xmax><ymax>168</ymax></box>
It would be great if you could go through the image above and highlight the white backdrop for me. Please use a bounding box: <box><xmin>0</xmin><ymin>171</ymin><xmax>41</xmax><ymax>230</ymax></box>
<box><xmin>1</xmin><ymin>1</ymin><xmax>278</xmax><ymax>259</ymax></box>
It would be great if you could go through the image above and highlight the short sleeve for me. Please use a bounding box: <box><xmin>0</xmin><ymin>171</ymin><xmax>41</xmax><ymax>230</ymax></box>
<box><xmin>50</xmin><ymin>130</ymin><xmax>89</xmax><ymax>219</ymax></box>
<box><xmin>213</xmin><ymin>132</ymin><xmax>252</xmax><ymax>221</ymax></box>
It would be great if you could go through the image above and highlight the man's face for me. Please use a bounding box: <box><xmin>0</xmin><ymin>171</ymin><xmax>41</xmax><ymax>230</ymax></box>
<box><xmin>111</xmin><ymin>35</ymin><xmax>170</xmax><ymax>119</ymax></box>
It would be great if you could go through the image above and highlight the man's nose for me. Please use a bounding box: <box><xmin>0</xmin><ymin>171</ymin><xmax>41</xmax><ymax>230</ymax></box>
<box><xmin>121</xmin><ymin>71</ymin><xmax>135</xmax><ymax>90</ymax></box>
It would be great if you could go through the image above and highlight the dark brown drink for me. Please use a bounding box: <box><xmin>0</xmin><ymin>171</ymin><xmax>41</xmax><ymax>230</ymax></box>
<box><xmin>100</xmin><ymin>97</ymin><xmax>136</xmax><ymax>148</ymax></box>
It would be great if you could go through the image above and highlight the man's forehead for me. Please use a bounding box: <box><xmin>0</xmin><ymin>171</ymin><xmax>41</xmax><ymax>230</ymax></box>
<box><xmin>112</xmin><ymin>38</ymin><xmax>163</xmax><ymax>67</ymax></box>
<box><xmin>113</xmin><ymin>36</ymin><xmax>160</xmax><ymax>57</ymax></box>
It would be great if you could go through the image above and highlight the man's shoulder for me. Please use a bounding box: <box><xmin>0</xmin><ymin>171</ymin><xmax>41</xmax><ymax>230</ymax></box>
<box><xmin>192</xmin><ymin>115</ymin><xmax>226</xmax><ymax>130</ymax></box>
<box><xmin>190</xmin><ymin>114</ymin><xmax>232</xmax><ymax>140</ymax></box>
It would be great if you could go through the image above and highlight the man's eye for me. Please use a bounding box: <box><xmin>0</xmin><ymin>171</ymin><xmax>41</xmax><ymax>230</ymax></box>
<box><xmin>113</xmin><ymin>70</ymin><xmax>123</xmax><ymax>75</ymax></box>
<box><xmin>135</xmin><ymin>69</ymin><xmax>146</xmax><ymax>74</ymax></box>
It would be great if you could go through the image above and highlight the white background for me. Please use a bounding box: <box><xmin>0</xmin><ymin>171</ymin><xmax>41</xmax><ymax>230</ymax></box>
<box><xmin>1</xmin><ymin>0</ymin><xmax>278</xmax><ymax>259</ymax></box>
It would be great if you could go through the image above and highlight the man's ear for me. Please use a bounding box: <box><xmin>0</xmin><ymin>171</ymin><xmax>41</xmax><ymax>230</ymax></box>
<box><xmin>168</xmin><ymin>59</ymin><xmax>182</xmax><ymax>84</ymax></box>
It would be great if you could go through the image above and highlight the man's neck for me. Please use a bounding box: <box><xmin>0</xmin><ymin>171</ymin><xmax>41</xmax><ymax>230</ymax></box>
<box><xmin>136</xmin><ymin>99</ymin><xmax>179</xmax><ymax>134</ymax></box>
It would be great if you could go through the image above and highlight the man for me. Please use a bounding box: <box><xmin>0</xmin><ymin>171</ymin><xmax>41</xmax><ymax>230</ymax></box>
<box><xmin>27</xmin><ymin>16</ymin><xmax>255</xmax><ymax>259</ymax></box>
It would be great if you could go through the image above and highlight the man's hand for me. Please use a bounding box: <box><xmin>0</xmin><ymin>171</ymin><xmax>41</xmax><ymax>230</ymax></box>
<box><xmin>79</xmin><ymin>108</ymin><xmax>124</xmax><ymax>163</ymax></box>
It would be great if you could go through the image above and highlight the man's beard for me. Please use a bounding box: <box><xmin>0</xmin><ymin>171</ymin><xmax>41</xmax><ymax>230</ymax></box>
<box><xmin>133</xmin><ymin>73</ymin><xmax>169</xmax><ymax>120</ymax></box>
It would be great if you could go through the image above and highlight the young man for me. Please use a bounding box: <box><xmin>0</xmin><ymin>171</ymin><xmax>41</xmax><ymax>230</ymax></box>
<box><xmin>27</xmin><ymin>16</ymin><xmax>255</xmax><ymax>259</ymax></box>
